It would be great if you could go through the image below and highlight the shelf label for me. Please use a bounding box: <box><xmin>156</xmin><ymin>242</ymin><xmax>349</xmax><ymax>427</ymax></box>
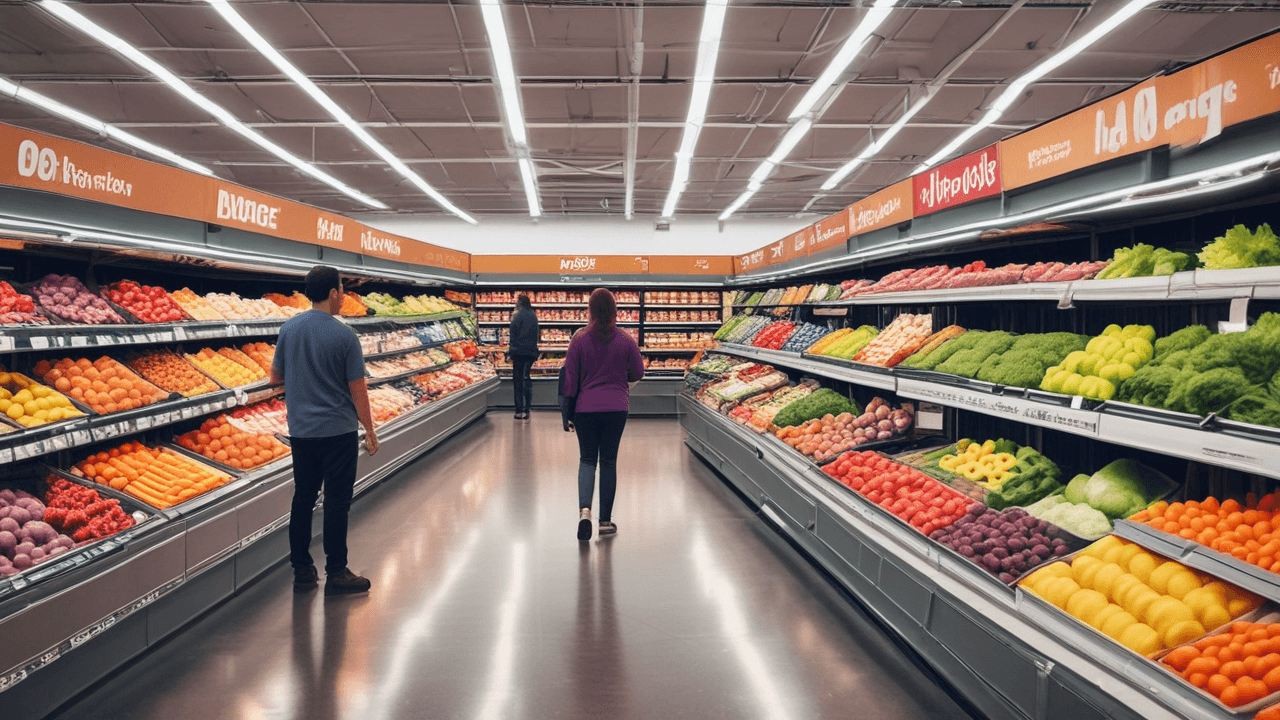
<box><xmin>30</xmin><ymin>336</ymin><xmax>49</xmax><ymax>349</ymax></box>
<box><xmin>98</xmin><ymin>422</ymin><xmax>121</xmax><ymax>439</ymax></box>
<box><xmin>0</xmin><ymin>447</ymin><xmax>12</xmax><ymax>464</ymax></box>
<box><xmin>1098</xmin><ymin>414</ymin><xmax>1277</xmax><ymax>479</ymax></box>
<box><xmin>172</xmin><ymin>326</ymin><xmax>187</xmax><ymax>341</ymax></box>
<box><xmin>897</xmin><ymin>379</ymin><xmax>1099</xmax><ymax>436</ymax></box>
<box><xmin>916</xmin><ymin>402</ymin><xmax>945</xmax><ymax>431</ymax></box>
<box><xmin>0</xmin><ymin>336</ymin><xmax>11</xmax><ymax>352</ymax></box>
<box><xmin>96</xmin><ymin>335</ymin><xmax>112</xmax><ymax>346</ymax></box>
<box><xmin>135</xmin><ymin>415</ymin><xmax>152</xmax><ymax>430</ymax></box>
<box><xmin>70</xmin><ymin>335</ymin><xmax>87</xmax><ymax>347</ymax></box>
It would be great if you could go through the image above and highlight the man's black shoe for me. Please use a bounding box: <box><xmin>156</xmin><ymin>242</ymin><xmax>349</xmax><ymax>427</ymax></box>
<box><xmin>294</xmin><ymin>566</ymin><xmax>319</xmax><ymax>594</ymax></box>
<box><xmin>325</xmin><ymin>568</ymin><xmax>371</xmax><ymax>596</ymax></box>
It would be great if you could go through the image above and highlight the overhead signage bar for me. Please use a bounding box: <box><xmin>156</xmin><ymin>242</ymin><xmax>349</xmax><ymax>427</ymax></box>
<box><xmin>913</xmin><ymin>143</ymin><xmax>1001</xmax><ymax>217</ymax></box>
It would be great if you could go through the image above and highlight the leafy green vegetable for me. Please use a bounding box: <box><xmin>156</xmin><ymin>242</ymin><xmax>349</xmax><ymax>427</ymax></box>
<box><xmin>975</xmin><ymin>333</ymin><xmax>1087</xmax><ymax>388</ymax></box>
<box><xmin>1199</xmin><ymin>223</ymin><xmax>1280</xmax><ymax>270</ymax></box>
<box><xmin>935</xmin><ymin>332</ymin><xmax>1015</xmax><ymax>378</ymax></box>
<box><xmin>772</xmin><ymin>389</ymin><xmax>858</xmax><ymax>428</ymax></box>
<box><xmin>1115</xmin><ymin>364</ymin><xmax>1182</xmax><ymax>407</ymax></box>
<box><xmin>1224</xmin><ymin>392</ymin><xmax>1280</xmax><ymax>428</ymax></box>
<box><xmin>1082</xmin><ymin>459</ymin><xmax>1168</xmax><ymax>519</ymax></box>
<box><xmin>903</xmin><ymin>330</ymin><xmax>988</xmax><ymax>370</ymax></box>
<box><xmin>1180</xmin><ymin>367</ymin><xmax>1253</xmax><ymax>416</ymax></box>
<box><xmin>1154</xmin><ymin>325</ymin><xmax>1210</xmax><ymax>363</ymax></box>
<box><xmin>1063</xmin><ymin>474</ymin><xmax>1089</xmax><ymax>504</ymax></box>
<box><xmin>1024</xmin><ymin>494</ymin><xmax>1113</xmax><ymax>539</ymax></box>
<box><xmin>1152</xmin><ymin>248</ymin><xmax>1193</xmax><ymax>276</ymax></box>
<box><xmin>1096</xmin><ymin>244</ymin><xmax>1157</xmax><ymax>279</ymax></box>
<box><xmin>986</xmin><ymin>447</ymin><xmax>1062</xmax><ymax>510</ymax></box>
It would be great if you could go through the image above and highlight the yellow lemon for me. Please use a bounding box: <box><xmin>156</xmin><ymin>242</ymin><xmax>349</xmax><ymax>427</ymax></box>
<box><xmin>1083</xmin><ymin>536</ymin><xmax>1123</xmax><ymax>560</ymax></box>
<box><xmin>1119</xmin><ymin>623</ymin><xmax>1162</xmax><ymax>655</ymax></box>
<box><xmin>1102</xmin><ymin>544</ymin><xmax>1128</xmax><ymax>566</ymax></box>
<box><xmin>1046</xmin><ymin>577</ymin><xmax>1082</xmax><ymax>609</ymax></box>
<box><xmin>1079</xmin><ymin>561</ymin><xmax>1105</xmax><ymax>590</ymax></box>
<box><xmin>1201</xmin><ymin>604</ymin><xmax>1232</xmax><ymax>630</ymax></box>
<box><xmin>1072</xmin><ymin>555</ymin><xmax>1102</xmax><ymax>581</ymax></box>
<box><xmin>1102</xmin><ymin>611</ymin><xmax>1139</xmax><ymax>640</ymax></box>
<box><xmin>1090</xmin><ymin>604</ymin><xmax>1125</xmax><ymax>631</ymax></box>
<box><xmin>31</xmin><ymin>385</ymin><xmax>51</xmax><ymax>399</ymax></box>
<box><xmin>1128</xmin><ymin>552</ymin><xmax>1159</xmax><ymax>584</ymax></box>
<box><xmin>1203</xmin><ymin>582</ymin><xmax>1230</xmax><ymax>602</ymax></box>
<box><xmin>51</xmin><ymin>396</ymin><xmax>71</xmax><ymax>409</ymax></box>
<box><xmin>45</xmin><ymin>407</ymin><xmax>63</xmax><ymax>422</ymax></box>
<box><xmin>22</xmin><ymin>401</ymin><xmax>38</xmax><ymax>416</ymax></box>
<box><xmin>12</xmin><ymin>388</ymin><xmax>32</xmax><ymax>404</ymax></box>
<box><xmin>1109</xmin><ymin>574</ymin><xmax>1144</xmax><ymax>605</ymax></box>
<box><xmin>1116</xmin><ymin>544</ymin><xmax>1142</xmax><ymax>567</ymax></box>
<box><xmin>1146</xmin><ymin>597</ymin><xmax>1194</xmax><ymax>633</ymax></box>
<box><xmin>0</xmin><ymin>399</ymin><xmax>9</xmax><ymax>413</ymax></box>
<box><xmin>1044</xmin><ymin>562</ymin><xmax>1074</xmax><ymax>579</ymax></box>
<box><xmin>1067</xmin><ymin>589</ymin><xmax>1110</xmax><ymax>622</ymax></box>
<box><xmin>1127</xmin><ymin>588</ymin><xmax>1161</xmax><ymax>620</ymax></box>
<box><xmin>1165</xmin><ymin>571</ymin><xmax>1201</xmax><ymax>600</ymax></box>
<box><xmin>34</xmin><ymin>397</ymin><xmax>50</xmax><ymax>411</ymax></box>
<box><xmin>1163</xmin><ymin>620</ymin><xmax>1206</xmax><ymax>649</ymax></box>
<box><xmin>32</xmin><ymin>409</ymin><xmax>49</xmax><ymax>422</ymax></box>
<box><xmin>1229</xmin><ymin>598</ymin><xmax>1252</xmax><ymax>617</ymax></box>
<box><xmin>1092</xmin><ymin>564</ymin><xmax>1124</xmax><ymax>596</ymax></box>
<box><xmin>1148</xmin><ymin>563</ymin><xmax>1181</xmax><ymax>595</ymax></box>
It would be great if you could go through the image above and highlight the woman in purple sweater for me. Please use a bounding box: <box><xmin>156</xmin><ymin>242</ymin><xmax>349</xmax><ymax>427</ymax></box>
<box><xmin>561</xmin><ymin>288</ymin><xmax>645</xmax><ymax>541</ymax></box>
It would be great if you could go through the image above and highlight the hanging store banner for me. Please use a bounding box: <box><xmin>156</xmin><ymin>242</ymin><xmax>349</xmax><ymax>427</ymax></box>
<box><xmin>471</xmin><ymin>255</ymin><xmax>650</xmax><ymax>275</ymax></box>
<box><xmin>913</xmin><ymin>144</ymin><xmax>1002</xmax><ymax>216</ymax></box>
<box><xmin>0</xmin><ymin>122</ymin><xmax>206</xmax><ymax>220</ymax></box>
<box><xmin>809</xmin><ymin>213</ymin><xmax>849</xmax><ymax>254</ymax></box>
<box><xmin>1002</xmin><ymin>31</ymin><xmax>1280</xmax><ymax>190</ymax></box>
<box><xmin>646</xmin><ymin>255</ymin><xmax>734</xmax><ymax>276</ymax></box>
<box><xmin>846</xmin><ymin>179</ymin><xmax>913</xmax><ymax>237</ymax></box>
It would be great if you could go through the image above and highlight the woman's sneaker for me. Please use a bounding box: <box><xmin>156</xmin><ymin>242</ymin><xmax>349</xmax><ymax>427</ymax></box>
<box><xmin>598</xmin><ymin>521</ymin><xmax>617</xmax><ymax>536</ymax></box>
<box><xmin>577</xmin><ymin>508</ymin><xmax>592</xmax><ymax>541</ymax></box>
<box><xmin>325</xmin><ymin>568</ymin><xmax>371</xmax><ymax>596</ymax></box>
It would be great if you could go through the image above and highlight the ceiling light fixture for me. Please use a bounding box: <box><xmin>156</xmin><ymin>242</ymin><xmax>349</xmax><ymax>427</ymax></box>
<box><xmin>40</xmin><ymin>0</ymin><xmax>386</xmax><ymax>209</ymax></box>
<box><xmin>917</xmin><ymin>0</ymin><xmax>1157</xmax><ymax>173</ymax></box>
<box><xmin>821</xmin><ymin>90</ymin><xmax>932</xmax><ymax>191</ymax></box>
<box><xmin>660</xmin><ymin>0</ymin><xmax>729</xmax><ymax>220</ymax></box>
<box><xmin>478</xmin><ymin>0</ymin><xmax>541</xmax><ymax>217</ymax></box>
<box><xmin>719</xmin><ymin>0</ymin><xmax>897</xmax><ymax>221</ymax></box>
<box><xmin>207</xmin><ymin>0</ymin><xmax>475</xmax><ymax>222</ymax></box>
<box><xmin>0</xmin><ymin>75</ymin><xmax>214</xmax><ymax>176</ymax></box>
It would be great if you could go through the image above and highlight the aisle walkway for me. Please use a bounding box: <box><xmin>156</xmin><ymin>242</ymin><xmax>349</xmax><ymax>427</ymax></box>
<box><xmin>53</xmin><ymin>414</ymin><xmax>973</xmax><ymax>720</ymax></box>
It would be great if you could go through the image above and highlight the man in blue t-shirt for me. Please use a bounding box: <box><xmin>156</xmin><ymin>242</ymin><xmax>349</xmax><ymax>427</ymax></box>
<box><xmin>271</xmin><ymin>266</ymin><xmax>378</xmax><ymax>596</ymax></box>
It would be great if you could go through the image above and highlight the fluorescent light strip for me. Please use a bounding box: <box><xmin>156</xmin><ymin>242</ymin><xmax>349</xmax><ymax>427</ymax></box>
<box><xmin>40</xmin><ymin>0</ymin><xmax>386</xmax><ymax>209</ymax></box>
<box><xmin>0</xmin><ymin>76</ymin><xmax>215</xmax><ymax>175</ymax></box>
<box><xmin>821</xmin><ymin>92</ymin><xmax>931</xmax><ymax>191</ymax></box>
<box><xmin>478</xmin><ymin>0</ymin><xmax>540</xmax><ymax>217</ymax></box>
<box><xmin>918</xmin><ymin>0</ymin><xmax>1157</xmax><ymax>172</ymax></box>
<box><xmin>660</xmin><ymin>0</ymin><xmax>729</xmax><ymax>219</ymax></box>
<box><xmin>721</xmin><ymin>1</ymin><xmax>897</xmax><ymax>220</ymax></box>
<box><xmin>207</xmin><ymin>0</ymin><xmax>474</xmax><ymax>222</ymax></box>
<box><xmin>788</xmin><ymin>0</ymin><xmax>899</xmax><ymax>122</ymax></box>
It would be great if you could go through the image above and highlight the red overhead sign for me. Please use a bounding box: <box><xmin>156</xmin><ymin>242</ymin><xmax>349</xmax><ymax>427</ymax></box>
<box><xmin>913</xmin><ymin>144</ymin><xmax>1001</xmax><ymax>216</ymax></box>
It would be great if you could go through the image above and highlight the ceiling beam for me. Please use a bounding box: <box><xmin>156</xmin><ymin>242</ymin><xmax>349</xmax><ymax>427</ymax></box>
<box><xmin>51</xmin><ymin>120</ymin><xmax>1033</xmax><ymax>131</ymax></box>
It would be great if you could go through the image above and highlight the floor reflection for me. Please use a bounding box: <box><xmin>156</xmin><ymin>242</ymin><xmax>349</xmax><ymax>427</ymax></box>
<box><xmin>572</xmin><ymin>540</ymin><xmax>629</xmax><ymax>715</ymax></box>
<box><xmin>289</xmin><ymin>593</ymin><xmax>367</xmax><ymax>720</ymax></box>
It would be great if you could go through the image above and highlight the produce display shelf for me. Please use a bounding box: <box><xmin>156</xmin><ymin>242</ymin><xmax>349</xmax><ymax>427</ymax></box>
<box><xmin>366</xmin><ymin>360</ymin><xmax>455</xmax><ymax>386</ymax></box>
<box><xmin>0</xmin><ymin>389</ymin><xmax>246</xmax><ymax>464</ymax></box>
<box><xmin>1114</xmin><ymin>519</ymin><xmax>1280</xmax><ymax>607</ymax></box>
<box><xmin>0</xmin><ymin>319</ymin><xmax>288</xmax><ymax>353</ymax></box>
<box><xmin>680</xmin><ymin>396</ymin><xmax>1216</xmax><ymax>720</ymax></box>
<box><xmin>475</xmin><ymin>320</ymin><xmax>639</xmax><ymax>326</ymax></box>
<box><xmin>645</xmin><ymin>304</ymin><xmax>723</xmax><ymax>310</ymax></box>
<box><xmin>639</xmin><ymin>347</ymin><xmax>709</xmax><ymax>353</ymax></box>
<box><xmin>0</xmin><ymin>377</ymin><xmax>496</xmax><ymax>720</ymax></box>
<box><xmin>714</xmin><ymin>344</ymin><xmax>898</xmax><ymax>391</ymax></box>
<box><xmin>343</xmin><ymin>310</ymin><xmax>469</xmax><ymax>325</ymax></box>
<box><xmin>361</xmin><ymin>336</ymin><xmax>454</xmax><ymax>361</ymax></box>
<box><xmin>643</xmin><ymin>321</ymin><xmax>724</xmax><ymax>327</ymax></box>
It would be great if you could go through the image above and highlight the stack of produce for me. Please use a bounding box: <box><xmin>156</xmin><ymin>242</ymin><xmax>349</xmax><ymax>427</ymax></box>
<box><xmin>35</xmin><ymin>357</ymin><xmax>168</xmax><ymax>415</ymax></box>
<box><xmin>168</xmin><ymin>288</ymin><xmax>224</xmax><ymax>321</ymax></box>
<box><xmin>1161</xmin><ymin>619</ymin><xmax>1280</xmax><ymax>708</ymax></box>
<box><xmin>737</xmin><ymin>291</ymin><xmax>764</xmax><ymax>307</ymax></box>
<box><xmin>263</xmin><ymin>292</ymin><xmax>310</xmax><ymax>315</ymax></box>
<box><xmin>975</xmin><ymin>332</ymin><xmax>1088</xmax><ymax>389</ymax></box>
<box><xmin>1199</xmin><ymin>223</ymin><xmax>1280</xmax><ymax>271</ymax></box>
<box><xmin>807</xmin><ymin>325</ymin><xmax>879</xmax><ymax>360</ymax></box>
<box><xmin>72</xmin><ymin>442</ymin><xmax>234</xmax><ymax>509</ymax></box>
<box><xmin>339</xmin><ymin>292</ymin><xmax>371</xmax><ymax>317</ymax></box>
<box><xmin>1132</xmin><ymin>494</ymin><xmax>1280</xmax><ymax>576</ymax></box>
<box><xmin>416</xmin><ymin>320</ymin><xmax>471</xmax><ymax>344</ymax></box>
<box><xmin>31</xmin><ymin>274</ymin><xmax>125</xmax><ymax>325</ymax></box>
<box><xmin>776</xmin><ymin>397</ymin><xmax>913</xmax><ymax>462</ymax></box>
<box><xmin>779</xmin><ymin>323</ymin><xmax>829</xmax><ymax>352</ymax></box>
<box><xmin>239</xmin><ymin>342</ymin><xmax>275</xmax><ymax>374</ymax></box>
<box><xmin>852</xmin><ymin>313</ymin><xmax>933</xmax><ymax>367</ymax></box>
<box><xmin>102</xmin><ymin>281</ymin><xmax>186</xmax><ymax>323</ymax></box>
<box><xmin>898</xmin><ymin>326</ymin><xmax>967</xmax><ymax>369</ymax></box>
<box><xmin>443</xmin><ymin>340</ymin><xmax>478</xmax><ymax>361</ymax></box>
<box><xmin>0</xmin><ymin>371</ymin><xmax>85</xmax><ymax>427</ymax></box>
<box><xmin>758</xmin><ymin>288</ymin><xmax>786</xmax><ymax>306</ymax></box>
<box><xmin>805</xmin><ymin>284</ymin><xmax>841</xmax><ymax>303</ymax></box>
<box><xmin>378</xmin><ymin>330</ymin><xmax>423</xmax><ymax>353</ymax></box>
<box><xmin>0</xmin><ymin>281</ymin><xmax>46</xmax><ymax>325</ymax></box>
<box><xmin>699</xmin><ymin>364</ymin><xmax>790</xmax><ymax>406</ymax></box>
<box><xmin>185</xmin><ymin>347</ymin><xmax>267</xmax><ymax>387</ymax></box>
<box><xmin>727</xmin><ymin>390</ymin><xmax>783</xmax><ymax>426</ymax></box>
<box><xmin>42</xmin><ymin>476</ymin><xmax>136</xmax><ymax>543</ymax></box>
<box><xmin>838</xmin><ymin>279</ymin><xmax>874</xmax><ymax>298</ymax></box>
<box><xmin>206</xmin><ymin>293</ymin><xmax>287</xmax><ymax>320</ymax></box>
<box><xmin>175</xmin><ymin>414</ymin><xmax>290</xmax><ymax>470</ymax></box>
<box><xmin>744</xmin><ymin>381</ymin><xmax>819</xmax><ymax>433</ymax></box>
<box><xmin>905</xmin><ymin>439</ymin><xmax>1064</xmax><ymax>509</ymax></box>
<box><xmin>717</xmin><ymin>315</ymin><xmax>772</xmax><ymax>344</ymax></box>
<box><xmin>1096</xmin><ymin>244</ymin><xmax>1194</xmax><ymax>279</ymax></box>
<box><xmin>937</xmin><ymin>439</ymin><xmax>1020</xmax><ymax>489</ymax></box>
<box><xmin>751</xmin><ymin>321</ymin><xmax>796</xmax><ymax>350</ymax></box>
<box><xmin>1020</xmin><ymin>536</ymin><xmax>1260</xmax><ymax>656</ymax></box>
<box><xmin>822</xmin><ymin>450</ymin><xmax>975</xmax><ymax>535</ymax></box>
<box><xmin>0</xmin><ymin>489</ymin><xmax>77</xmax><ymax>575</ymax></box>
<box><xmin>930</xmin><ymin>506</ymin><xmax>1073</xmax><ymax>583</ymax></box>
<box><xmin>228</xmin><ymin>397</ymin><xmax>288</xmax><ymax>436</ymax></box>
<box><xmin>128</xmin><ymin>351</ymin><xmax>219</xmax><ymax>397</ymax></box>
<box><xmin>1019</xmin><ymin>261</ymin><xmax>1111</xmax><ymax>283</ymax></box>
<box><xmin>1116</xmin><ymin>315</ymin><xmax>1280</xmax><ymax>428</ymax></box>
<box><xmin>409</xmin><ymin>368</ymin><xmax>468</xmax><ymax>400</ymax></box>
<box><xmin>1022</xmin><ymin>459</ymin><xmax>1172</xmax><ymax>538</ymax></box>
<box><xmin>935</xmin><ymin>331</ymin><xmax>1016</xmax><ymax>377</ymax></box>
<box><xmin>771</xmin><ymin>387</ymin><xmax>858</xmax><ymax>427</ymax></box>
<box><xmin>1040</xmin><ymin>324</ymin><xmax>1156</xmax><ymax>400</ymax></box>
<box><xmin>778</xmin><ymin>286</ymin><xmax>812</xmax><ymax>306</ymax></box>
<box><xmin>362</xmin><ymin>293</ymin><xmax>458</xmax><ymax>317</ymax></box>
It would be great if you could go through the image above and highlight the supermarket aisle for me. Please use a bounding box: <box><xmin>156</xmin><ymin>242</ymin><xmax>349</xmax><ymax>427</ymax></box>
<box><xmin>51</xmin><ymin>414</ymin><xmax>972</xmax><ymax>720</ymax></box>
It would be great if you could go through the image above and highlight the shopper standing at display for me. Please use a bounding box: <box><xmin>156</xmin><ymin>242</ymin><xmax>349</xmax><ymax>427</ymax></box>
<box><xmin>561</xmin><ymin>288</ymin><xmax>645</xmax><ymax>541</ymax></box>
<box><xmin>271</xmin><ymin>266</ymin><xmax>379</xmax><ymax>596</ymax></box>
<box><xmin>509</xmin><ymin>293</ymin><xmax>539</xmax><ymax>420</ymax></box>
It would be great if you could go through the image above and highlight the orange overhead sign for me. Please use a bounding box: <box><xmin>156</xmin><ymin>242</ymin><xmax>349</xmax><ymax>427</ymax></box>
<box><xmin>647</xmin><ymin>255</ymin><xmax>733</xmax><ymax>276</ymax></box>
<box><xmin>810</xmin><ymin>213</ymin><xmax>848</xmax><ymax>253</ymax></box>
<box><xmin>914</xmin><ymin>144</ymin><xmax>1001</xmax><ymax>216</ymax></box>
<box><xmin>1002</xmin><ymin>31</ymin><xmax>1280</xmax><ymax>190</ymax></box>
<box><xmin>471</xmin><ymin>254</ymin><xmax>651</xmax><ymax>275</ymax></box>
<box><xmin>846</xmin><ymin>179</ymin><xmax>913</xmax><ymax>237</ymax></box>
<box><xmin>0</xmin><ymin>122</ymin><xmax>206</xmax><ymax>219</ymax></box>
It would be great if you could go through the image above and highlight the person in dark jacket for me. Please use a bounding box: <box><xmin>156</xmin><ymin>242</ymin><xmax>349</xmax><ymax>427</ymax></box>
<box><xmin>508</xmin><ymin>293</ymin><xmax>539</xmax><ymax>420</ymax></box>
<box><xmin>561</xmin><ymin>288</ymin><xmax>645</xmax><ymax>541</ymax></box>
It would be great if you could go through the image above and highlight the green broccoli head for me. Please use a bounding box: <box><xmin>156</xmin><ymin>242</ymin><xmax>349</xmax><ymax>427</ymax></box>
<box><xmin>1180</xmin><ymin>367</ymin><xmax>1253</xmax><ymax>416</ymax></box>
<box><xmin>1154</xmin><ymin>325</ymin><xmax>1211</xmax><ymax>363</ymax></box>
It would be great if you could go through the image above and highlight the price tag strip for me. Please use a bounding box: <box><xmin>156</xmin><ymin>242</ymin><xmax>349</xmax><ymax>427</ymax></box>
<box><xmin>896</xmin><ymin>378</ymin><xmax>1101</xmax><ymax>438</ymax></box>
<box><xmin>1098</xmin><ymin>413</ymin><xmax>1280</xmax><ymax>481</ymax></box>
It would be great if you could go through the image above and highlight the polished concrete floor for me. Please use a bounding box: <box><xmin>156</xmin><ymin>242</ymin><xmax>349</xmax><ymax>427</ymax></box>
<box><xmin>52</xmin><ymin>414</ymin><xmax>973</xmax><ymax>720</ymax></box>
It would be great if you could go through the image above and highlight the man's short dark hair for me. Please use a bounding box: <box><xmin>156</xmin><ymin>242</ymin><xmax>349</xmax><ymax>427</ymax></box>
<box><xmin>304</xmin><ymin>265</ymin><xmax>342</xmax><ymax>303</ymax></box>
